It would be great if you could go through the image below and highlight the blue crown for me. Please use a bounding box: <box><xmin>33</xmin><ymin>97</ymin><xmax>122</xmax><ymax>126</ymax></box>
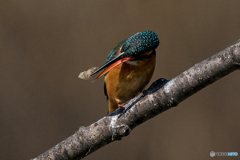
<box><xmin>122</xmin><ymin>30</ymin><xmax>160</xmax><ymax>56</ymax></box>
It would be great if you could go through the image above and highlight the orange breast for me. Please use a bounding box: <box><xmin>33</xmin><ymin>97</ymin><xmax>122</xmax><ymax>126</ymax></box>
<box><xmin>105</xmin><ymin>50</ymin><xmax>156</xmax><ymax>113</ymax></box>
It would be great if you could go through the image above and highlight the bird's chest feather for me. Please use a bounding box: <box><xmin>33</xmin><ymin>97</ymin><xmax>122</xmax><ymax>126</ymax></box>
<box><xmin>120</xmin><ymin>54</ymin><xmax>156</xmax><ymax>88</ymax></box>
<box><xmin>105</xmin><ymin>54</ymin><xmax>156</xmax><ymax>102</ymax></box>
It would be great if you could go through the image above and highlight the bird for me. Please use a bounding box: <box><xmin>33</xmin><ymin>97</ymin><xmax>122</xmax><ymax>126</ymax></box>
<box><xmin>91</xmin><ymin>30</ymin><xmax>160</xmax><ymax>113</ymax></box>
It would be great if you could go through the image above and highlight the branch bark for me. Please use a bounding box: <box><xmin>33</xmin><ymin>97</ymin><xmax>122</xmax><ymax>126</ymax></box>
<box><xmin>32</xmin><ymin>39</ymin><xmax>240</xmax><ymax>160</ymax></box>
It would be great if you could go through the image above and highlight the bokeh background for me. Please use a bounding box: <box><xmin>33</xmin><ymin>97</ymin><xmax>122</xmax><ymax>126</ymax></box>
<box><xmin>1</xmin><ymin>1</ymin><xmax>240</xmax><ymax>160</ymax></box>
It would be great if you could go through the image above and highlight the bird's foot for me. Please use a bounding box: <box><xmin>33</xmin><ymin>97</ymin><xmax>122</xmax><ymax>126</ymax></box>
<box><xmin>141</xmin><ymin>89</ymin><xmax>147</xmax><ymax>96</ymax></box>
<box><xmin>118</xmin><ymin>103</ymin><xmax>125</xmax><ymax>110</ymax></box>
<box><xmin>115</xmin><ymin>99</ymin><xmax>125</xmax><ymax>110</ymax></box>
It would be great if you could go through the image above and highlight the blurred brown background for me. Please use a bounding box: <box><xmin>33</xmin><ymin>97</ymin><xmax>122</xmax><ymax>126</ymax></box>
<box><xmin>1</xmin><ymin>1</ymin><xmax>240</xmax><ymax>160</ymax></box>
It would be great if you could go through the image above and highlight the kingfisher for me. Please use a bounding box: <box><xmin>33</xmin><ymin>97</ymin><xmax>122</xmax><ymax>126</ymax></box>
<box><xmin>91</xmin><ymin>30</ymin><xmax>160</xmax><ymax>113</ymax></box>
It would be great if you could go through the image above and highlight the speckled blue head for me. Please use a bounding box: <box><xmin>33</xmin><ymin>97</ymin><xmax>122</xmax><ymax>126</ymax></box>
<box><xmin>121</xmin><ymin>30</ymin><xmax>160</xmax><ymax>57</ymax></box>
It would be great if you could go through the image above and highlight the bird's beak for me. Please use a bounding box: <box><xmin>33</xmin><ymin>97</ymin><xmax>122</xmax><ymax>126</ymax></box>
<box><xmin>91</xmin><ymin>52</ymin><xmax>134</xmax><ymax>79</ymax></box>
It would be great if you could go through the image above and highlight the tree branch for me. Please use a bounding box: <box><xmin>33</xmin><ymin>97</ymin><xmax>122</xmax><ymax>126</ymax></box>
<box><xmin>32</xmin><ymin>39</ymin><xmax>240</xmax><ymax>160</ymax></box>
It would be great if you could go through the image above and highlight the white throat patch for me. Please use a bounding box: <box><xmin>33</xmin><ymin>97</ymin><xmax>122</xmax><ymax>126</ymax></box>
<box><xmin>125</xmin><ymin>61</ymin><xmax>139</xmax><ymax>66</ymax></box>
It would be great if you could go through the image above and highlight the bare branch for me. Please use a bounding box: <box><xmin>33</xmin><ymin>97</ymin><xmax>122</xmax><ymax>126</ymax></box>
<box><xmin>32</xmin><ymin>39</ymin><xmax>240</xmax><ymax>160</ymax></box>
